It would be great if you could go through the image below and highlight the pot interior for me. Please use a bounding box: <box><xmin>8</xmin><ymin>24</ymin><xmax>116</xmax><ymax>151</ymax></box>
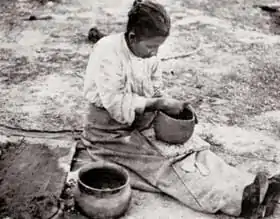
<box><xmin>80</xmin><ymin>167</ymin><xmax>127</xmax><ymax>190</ymax></box>
<box><xmin>166</xmin><ymin>107</ymin><xmax>194</xmax><ymax>120</ymax></box>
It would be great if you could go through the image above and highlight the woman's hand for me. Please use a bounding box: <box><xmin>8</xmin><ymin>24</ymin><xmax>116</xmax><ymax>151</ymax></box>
<box><xmin>144</xmin><ymin>97</ymin><xmax>183</xmax><ymax>114</ymax></box>
<box><xmin>157</xmin><ymin>98</ymin><xmax>185</xmax><ymax>116</ymax></box>
<box><xmin>144</xmin><ymin>97</ymin><xmax>198</xmax><ymax>123</ymax></box>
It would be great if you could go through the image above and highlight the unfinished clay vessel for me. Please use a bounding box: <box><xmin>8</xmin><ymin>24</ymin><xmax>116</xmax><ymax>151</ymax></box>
<box><xmin>74</xmin><ymin>161</ymin><xmax>131</xmax><ymax>219</ymax></box>
<box><xmin>154</xmin><ymin>105</ymin><xmax>196</xmax><ymax>144</ymax></box>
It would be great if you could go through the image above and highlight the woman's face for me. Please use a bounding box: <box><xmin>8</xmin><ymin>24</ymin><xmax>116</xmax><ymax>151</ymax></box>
<box><xmin>128</xmin><ymin>33</ymin><xmax>167</xmax><ymax>58</ymax></box>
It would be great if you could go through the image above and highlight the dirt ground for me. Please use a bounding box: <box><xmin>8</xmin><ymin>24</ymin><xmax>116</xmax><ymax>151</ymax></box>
<box><xmin>0</xmin><ymin>0</ymin><xmax>280</xmax><ymax>218</ymax></box>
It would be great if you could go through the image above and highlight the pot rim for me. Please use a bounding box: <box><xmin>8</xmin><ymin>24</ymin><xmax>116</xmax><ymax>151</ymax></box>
<box><xmin>77</xmin><ymin>161</ymin><xmax>130</xmax><ymax>193</ymax></box>
<box><xmin>157</xmin><ymin>109</ymin><xmax>195</xmax><ymax>122</ymax></box>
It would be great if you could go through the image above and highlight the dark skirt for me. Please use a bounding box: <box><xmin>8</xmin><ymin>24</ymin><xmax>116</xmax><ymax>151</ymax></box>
<box><xmin>79</xmin><ymin>103</ymin><xmax>255</xmax><ymax>216</ymax></box>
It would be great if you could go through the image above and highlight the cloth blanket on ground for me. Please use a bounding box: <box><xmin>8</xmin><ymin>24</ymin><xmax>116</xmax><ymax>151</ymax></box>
<box><xmin>77</xmin><ymin>103</ymin><xmax>255</xmax><ymax>216</ymax></box>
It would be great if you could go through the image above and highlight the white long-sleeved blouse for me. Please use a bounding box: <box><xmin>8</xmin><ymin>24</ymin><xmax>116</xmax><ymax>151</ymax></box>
<box><xmin>83</xmin><ymin>32</ymin><xmax>163</xmax><ymax>125</ymax></box>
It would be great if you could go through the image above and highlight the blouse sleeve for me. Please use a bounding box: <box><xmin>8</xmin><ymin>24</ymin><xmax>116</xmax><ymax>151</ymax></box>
<box><xmin>151</xmin><ymin>58</ymin><xmax>164</xmax><ymax>97</ymax></box>
<box><xmin>85</xmin><ymin>43</ymin><xmax>147</xmax><ymax>125</ymax></box>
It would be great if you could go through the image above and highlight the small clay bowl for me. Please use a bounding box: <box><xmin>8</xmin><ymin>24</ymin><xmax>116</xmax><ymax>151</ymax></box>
<box><xmin>74</xmin><ymin>161</ymin><xmax>132</xmax><ymax>219</ymax></box>
<box><xmin>154</xmin><ymin>106</ymin><xmax>196</xmax><ymax>144</ymax></box>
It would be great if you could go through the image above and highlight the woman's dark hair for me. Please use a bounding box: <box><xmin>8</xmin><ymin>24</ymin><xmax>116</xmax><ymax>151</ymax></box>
<box><xmin>126</xmin><ymin>0</ymin><xmax>171</xmax><ymax>39</ymax></box>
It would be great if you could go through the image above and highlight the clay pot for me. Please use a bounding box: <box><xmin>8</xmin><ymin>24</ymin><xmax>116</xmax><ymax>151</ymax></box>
<box><xmin>74</xmin><ymin>161</ymin><xmax>132</xmax><ymax>219</ymax></box>
<box><xmin>154</xmin><ymin>106</ymin><xmax>196</xmax><ymax>144</ymax></box>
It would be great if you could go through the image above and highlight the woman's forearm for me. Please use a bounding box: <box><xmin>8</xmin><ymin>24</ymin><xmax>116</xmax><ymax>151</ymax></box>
<box><xmin>144</xmin><ymin>98</ymin><xmax>163</xmax><ymax>112</ymax></box>
<box><xmin>144</xmin><ymin>97</ymin><xmax>186</xmax><ymax>116</ymax></box>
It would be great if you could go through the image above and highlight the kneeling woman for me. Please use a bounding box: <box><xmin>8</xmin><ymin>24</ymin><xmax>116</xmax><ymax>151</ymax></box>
<box><xmin>82</xmin><ymin>0</ymin><xmax>280</xmax><ymax>218</ymax></box>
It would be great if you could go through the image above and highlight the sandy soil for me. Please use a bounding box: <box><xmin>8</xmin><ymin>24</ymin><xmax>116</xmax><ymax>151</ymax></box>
<box><xmin>0</xmin><ymin>0</ymin><xmax>280</xmax><ymax>218</ymax></box>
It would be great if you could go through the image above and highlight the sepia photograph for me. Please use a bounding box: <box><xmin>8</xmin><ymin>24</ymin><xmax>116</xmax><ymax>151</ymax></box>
<box><xmin>0</xmin><ymin>0</ymin><xmax>279</xmax><ymax>218</ymax></box>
